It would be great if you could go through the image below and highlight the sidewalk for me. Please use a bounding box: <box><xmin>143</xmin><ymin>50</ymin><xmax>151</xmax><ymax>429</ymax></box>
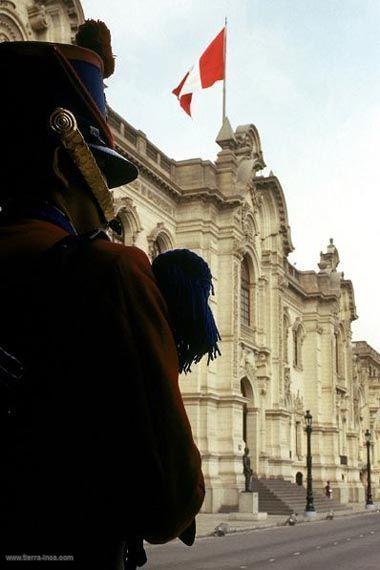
<box><xmin>196</xmin><ymin>503</ymin><xmax>378</xmax><ymax>538</ymax></box>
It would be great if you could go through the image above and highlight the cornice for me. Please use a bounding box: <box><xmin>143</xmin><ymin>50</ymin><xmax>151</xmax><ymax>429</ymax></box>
<box><xmin>353</xmin><ymin>341</ymin><xmax>380</xmax><ymax>365</ymax></box>
<box><xmin>181</xmin><ymin>392</ymin><xmax>248</xmax><ymax>405</ymax></box>
<box><xmin>113</xmin><ymin>141</ymin><xmax>182</xmax><ymax>200</ymax></box>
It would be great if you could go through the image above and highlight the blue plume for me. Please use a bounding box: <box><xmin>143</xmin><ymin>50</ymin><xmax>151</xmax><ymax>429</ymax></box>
<box><xmin>152</xmin><ymin>249</ymin><xmax>221</xmax><ymax>374</ymax></box>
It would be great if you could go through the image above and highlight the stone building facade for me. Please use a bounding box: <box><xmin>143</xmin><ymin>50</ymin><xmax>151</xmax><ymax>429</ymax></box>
<box><xmin>352</xmin><ymin>342</ymin><xmax>380</xmax><ymax>496</ymax></box>
<box><xmin>3</xmin><ymin>0</ymin><xmax>380</xmax><ymax>511</ymax></box>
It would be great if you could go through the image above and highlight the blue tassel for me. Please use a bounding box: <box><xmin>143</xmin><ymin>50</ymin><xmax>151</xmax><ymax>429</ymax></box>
<box><xmin>152</xmin><ymin>249</ymin><xmax>221</xmax><ymax>374</ymax></box>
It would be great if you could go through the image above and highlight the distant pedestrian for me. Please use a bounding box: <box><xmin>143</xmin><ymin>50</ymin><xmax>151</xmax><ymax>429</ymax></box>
<box><xmin>325</xmin><ymin>481</ymin><xmax>333</xmax><ymax>499</ymax></box>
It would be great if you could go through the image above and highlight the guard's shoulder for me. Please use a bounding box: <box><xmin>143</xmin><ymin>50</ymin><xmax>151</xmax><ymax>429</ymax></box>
<box><xmin>86</xmin><ymin>239</ymin><xmax>151</xmax><ymax>276</ymax></box>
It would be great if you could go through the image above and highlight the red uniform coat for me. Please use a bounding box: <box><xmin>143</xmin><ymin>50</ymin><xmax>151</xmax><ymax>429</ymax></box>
<box><xmin>0</xmin><ymin>218</ymin><xmax>204</xmax><ymax>554</ymax></box>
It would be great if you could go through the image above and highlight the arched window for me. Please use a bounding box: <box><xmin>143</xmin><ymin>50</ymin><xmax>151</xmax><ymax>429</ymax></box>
<box><xmin>241</xmin><ymin>256</ymin><xmax>251</xmax><ymax>326</ymax></box>
<box><xmin>108</xmin><ymin>215</ymin><xmax>125</xmax><ymax>244</ymax></box>
<box><xmin>148</xmin><ymin>223</ymin><xmax>174</xmax><ymax>260</ymax></box>
<box><xmin>335</xmin><ymin>327</ymin><xmax>344</xmax><ymax>378</ymax></box>
<box><xmin>107</xmin><ymin>213</ymin><xmax>133</xmax><ymax>245</ymax></box>
<box><xmin>283</xmin><ymin>312</ymin><xmax>290</xmax><ymax>363</ymax></box>
<box><xmin>241</xmin><ymin>378</ymin><xmax>254</xmax><ymax>446</ymax></box>
<box><xmin>335</xmin><ymin>331</ymin><xmax>340</xmax><ymax>374</ymax></box>
<box><xmin>293</xmin><ymin>329</ymin><xmax>299</xmax><ymax>367</ymax></box>
<box><xmin>152</xmin><ymin>234</ymin><xmax>167</xmax><ymax>260</ymax></box>
<box><xmin>293</xmin><ymin>321</ymin><xmax>304</xmax><ymax>369</ymax></box>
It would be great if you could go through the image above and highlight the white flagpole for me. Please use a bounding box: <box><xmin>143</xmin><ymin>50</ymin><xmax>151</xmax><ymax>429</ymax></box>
<box><xmin>222</xmin><ymin>17</ymin><xmax>227</xmax><ymax>123</ymax></box>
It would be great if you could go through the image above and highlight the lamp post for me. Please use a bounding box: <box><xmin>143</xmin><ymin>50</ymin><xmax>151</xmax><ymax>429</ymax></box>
<box><xmin>365</xmin><ymin>429</ymin><xmax>376</xmax><ymax>510</ymax></box>
<box><xmin>304</xmin><ymin>410</ymin><xmax>316</xmax><ymax>519</ymax></box>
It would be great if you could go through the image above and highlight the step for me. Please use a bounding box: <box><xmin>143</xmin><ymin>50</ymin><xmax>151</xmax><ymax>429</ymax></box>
<box><xmin>253</xmin><ymin>477</ymin><xmax>352</xmax><ymax>515</ymax></box>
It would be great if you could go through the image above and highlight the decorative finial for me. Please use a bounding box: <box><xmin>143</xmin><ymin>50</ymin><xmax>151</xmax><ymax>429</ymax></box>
<box><xmin>216</xmin><ymin>116</ymin><xmax>236</xmax><ymax>149</ymax></box>
<box><xmin>318</xmin><ymin>238</ymin><xmax>340</xmax><ymax>273</ymax></box>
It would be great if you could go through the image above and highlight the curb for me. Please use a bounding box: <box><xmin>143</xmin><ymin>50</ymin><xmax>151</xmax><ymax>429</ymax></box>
<box><xmin>197</xmin><ymin>507</ymin><xmax>380</xmax><ymax>539</ymax></box>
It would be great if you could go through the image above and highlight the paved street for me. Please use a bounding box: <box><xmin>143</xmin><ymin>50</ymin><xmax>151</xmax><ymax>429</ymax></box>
<box><xmin>144</xmin><ymin>512</ymin><xmax>380</xmax><ymax>569</ymax></box>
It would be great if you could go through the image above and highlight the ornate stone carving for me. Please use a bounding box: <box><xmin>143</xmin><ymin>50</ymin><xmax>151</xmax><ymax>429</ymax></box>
<box><xmin>278</xmin><ymin>275</ymin><xmax>289</xmax><ymax>291</ymax></box>
<box><xmin>318</xmin><ymin>238</ymin><xmax>340</xmax><ymax>273</ymax></box>
<box><xmin>294</xmin><ymin>391</ymin><xmax>304</xmax><ymax>415</ymax></box>
<box><xmin>0</xmin><ymin>12</ymin><xmax>24</xmax><ymax>41</ymax></box>
<box><xmin>0</xmin><ymin>1</ymin><xmax>17</xmax><ymax>12</ymax></box>
<box><xmin>235</xmin><ymin>124</ymin><xmax>266</xmax><ymax>173</ymax></box>
<box><xmin>241</xmin><ymin>204</ymin><xmax>254</xmax><ymax>239</ymax></box>
<box><xmin>240</xmin><ymin>344</ymin><xmax>256</xmax><ymax>380</ymax></box>
<box><xmin>0</xmin><ymin>0</ymin><xmax>83</xmax><ymax>43</ymax></box>
<box><xmin>28</xmin><ymin>3</ymin><xmax>48</xmax><ymax>33</ymax></box>
<box><xmin>284</xmin><ymin>366</ymin><xmax>292</xmax><ymax>407</ymax></box>
<box><xmin>234</xmin><ymin>201</ymin><xmax>256</xmax><ymax>241</ymax></box>
<box><xmin>249</xmin><ymin>185</ymin><xmax>264</xmax><ymax>213</ymax></box>
<box><xmin>140</xmin><ymin>183</ymin><xmax>174</xmax><ymax>216</ymax></box>
<box><xmin>232</xmin><ymin>238</ymin><xmax>246</xmax><ymax>261</ymax></box>
<box><xmin>255</xmin><ymin>350</ymin><xmax>270</xmax><ymax>396</ymax></box>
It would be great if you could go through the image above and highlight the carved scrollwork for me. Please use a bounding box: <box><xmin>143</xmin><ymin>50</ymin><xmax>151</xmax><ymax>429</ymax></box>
<box><xmin>278</xmin><ymin>275</ymin><xmax>289</xmax><ymax>291</ymax></box>
<box><xmin>250</xmin><ymin>185</ymin><xmax>264</xmax><ymax>213</ymax></box>
<box><xmin>284</xmin><ymin>366</ymin><xmax>292</xmax><ymax>407</ymax></box>
<box><xmin>0</xmin><ymin>12</ymin><xmax>24</xmax><ymax>41</ymax></box>
<box><xmin>140</xmin><ymin>183</ymin><xmax>175</xmax><ymax>216</ymax></box>
<box><xmin>240</xmin><ymin>344</ymin><xmax>256</xmax><ymax>381</ymax></box>
<box><xmin>294</xmin><ymin>391</ymin><xmax>304</xmax><ymax>415</ymax></box>
<box><xmin>27</xmin><ymin>3</ymin><xmax>48</xmax><ymax>33</ymax></box>
<box><xmin>232</xmin><ymin>238</ymin><xmax>246</xmax><ymax>261</ymax></box>
<box><xmin>235</xmin><ymin>124</ymin><xmax>266</xmax><ymax>172</ymax></box>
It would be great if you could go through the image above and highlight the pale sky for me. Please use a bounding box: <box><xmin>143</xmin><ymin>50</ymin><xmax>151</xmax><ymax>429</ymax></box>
<box><xmin>82</xmin><ymin>0</ymin><xmax>380</xmax><ymax>352</ymax></box>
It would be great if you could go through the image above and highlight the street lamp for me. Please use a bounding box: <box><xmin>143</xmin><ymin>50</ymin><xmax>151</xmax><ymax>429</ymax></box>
<box><xmin>365</xmin><ymin>429</ymin><xmax>376</xmax><ymax>510</ymax></box>
<box><xmin>304</xmin><ymin>410</ymin><xmax>316</xmax><ymax>519</ymax></box>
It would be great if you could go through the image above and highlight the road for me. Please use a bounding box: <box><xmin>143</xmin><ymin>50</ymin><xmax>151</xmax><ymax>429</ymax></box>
<box><xmin>144</xmin><ymin>512</ymin><xmax>380</xmax><ymax>569</ymax></box>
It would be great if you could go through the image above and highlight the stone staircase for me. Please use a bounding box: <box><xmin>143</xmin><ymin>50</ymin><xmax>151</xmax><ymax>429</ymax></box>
<box><xmin>251</xmin><ymin>477</ymin><xmax>349</xmax><ymax>515</ymax></box>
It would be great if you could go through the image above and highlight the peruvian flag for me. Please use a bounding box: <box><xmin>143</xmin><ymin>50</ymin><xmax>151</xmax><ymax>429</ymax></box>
<box><xmin>172</xmin><ymin>27</ymin><xmax>226</xmax><ymax>117</ymax></box>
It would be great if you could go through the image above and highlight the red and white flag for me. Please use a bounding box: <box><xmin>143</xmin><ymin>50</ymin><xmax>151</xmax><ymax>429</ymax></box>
<box><xmin>172</xmin><ymin>27</ymin><xmax>226</xmax><ymax>117</ymax></box>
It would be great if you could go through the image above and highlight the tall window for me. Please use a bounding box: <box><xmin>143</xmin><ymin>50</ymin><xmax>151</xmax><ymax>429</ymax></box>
<box><xmin>335</xmin><ymin>332</ymin><xmax>340</xmax><ymax>374</ymax></box>
<box><xmin>241</xmin><ymin>378</ymin><xmax>253</xmax><ymax>445</ymax></box>
<box><xmin>295</xmin><ymin>421</ymin><xmax>301</xmax><ymax>459</ymax></box>
<box><xmin>241</xmin><ymin>256</ymin><xmax>251</xmax><ymax>326</ymax></box>
<box><xmin>335</xmin><ymin>328</ymin><xmax>344</xmax><ymax>378</ymax></box>
<box><xmin>293</xmin><ymin>322</ymin><xmax>304</xmax><ymax>369</ymax></box>
<box><xmin>293</xmin><ymin>329</ymin><xmax>299</xmax><ymax>367</ymax></box>
<box><xmin>283</xmin><ymin>313</ymin><xmax>290</xmax><ymax>363</ymax></box>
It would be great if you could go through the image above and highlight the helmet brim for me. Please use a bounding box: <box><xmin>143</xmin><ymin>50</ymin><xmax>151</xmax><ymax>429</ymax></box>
<box><xmin>90</xmin><ymin>144</ymin><xmax>139</xmax><ymax>189</ymax></box>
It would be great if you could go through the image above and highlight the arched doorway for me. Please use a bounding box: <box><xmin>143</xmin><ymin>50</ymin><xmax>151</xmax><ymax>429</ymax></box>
<box><xmin>296</xmin><ymin>472</ymin><xmax>303</xmax><ymax>486</ymax></box>
<box><xmin>240</xmin><ymin>377</ymin><xmax>258</xmax><ymax>475</ymax></box>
